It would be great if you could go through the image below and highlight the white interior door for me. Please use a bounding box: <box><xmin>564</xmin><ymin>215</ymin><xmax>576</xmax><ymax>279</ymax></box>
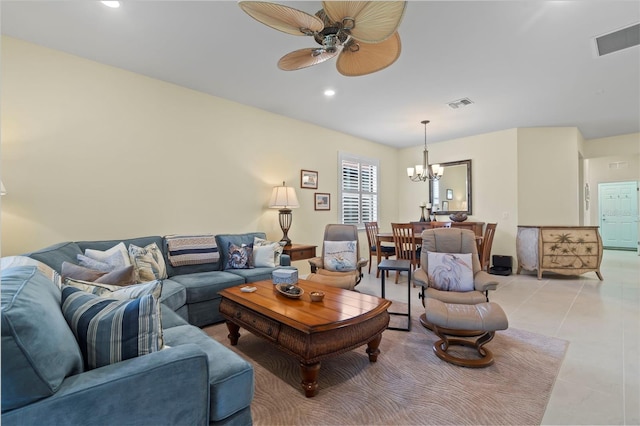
<box><xmin>599</xmin><ymin>181</ymin><xmax>639</xmax><ymax>250</ymax></box>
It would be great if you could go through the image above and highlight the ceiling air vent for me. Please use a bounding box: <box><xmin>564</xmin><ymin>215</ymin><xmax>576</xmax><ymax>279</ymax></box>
<box><xmin>447</xmin><ymin>98</ymin><xmax>473</xmax><ymax>109</ymax></box>
<box><xmin>595</xmin><ymin>23</ymin><xmax>640</xmax><ymax>56</ymax></box>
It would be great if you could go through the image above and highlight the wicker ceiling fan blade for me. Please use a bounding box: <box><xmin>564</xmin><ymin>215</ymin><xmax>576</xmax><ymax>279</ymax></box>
<box><xmin>278</xmin><ymin>48</ymin><xmax>338</xmax><ymax>71</ymax></box>
<box><xmin>325</xmin><ymin>1</ymin><xmax>407</xmax><ymax>43</ymax></box>
<box><xmin>238</xmin><ymin>1</ymin><xmax>324</xmax><ymax>36</ymax></box>
<box><xmin>336</xmin><ymin>32</ymin><xmax>401</xmax><ymax>77</ymax></box>
<box><xmin>321</xmin><ymin>1</ymin><xmax>368</xmax><ymax>24</ymax></box>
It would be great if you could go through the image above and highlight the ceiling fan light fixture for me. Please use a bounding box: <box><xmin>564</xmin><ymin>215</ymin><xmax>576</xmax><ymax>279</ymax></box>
<box><xmin>239</xmin><ymin>1</ymin><xmax>407</xmax><ymax>76</ymax></box>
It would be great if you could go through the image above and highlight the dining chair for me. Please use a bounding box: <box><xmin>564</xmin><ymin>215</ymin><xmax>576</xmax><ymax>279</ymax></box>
<box><xmin>364</xmin><ymin>222</ymin><xmax>396</xmax><ymax>277</ymax></box>
<box><xmin>479</xmin><ymin>223</ymin><xmax>497</xmax><ymax>271</ymax></box>
<box><xmin>391</xmin><ymin>223</ymin><xmax>420</xmax><ymax>284</ymax></box>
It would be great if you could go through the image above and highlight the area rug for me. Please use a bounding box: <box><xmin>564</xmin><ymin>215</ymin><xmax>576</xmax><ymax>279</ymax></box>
<box><xmin>204</xmin><ymin>313</ymin><xmax>568</xmax><ymax>425</ymax></box>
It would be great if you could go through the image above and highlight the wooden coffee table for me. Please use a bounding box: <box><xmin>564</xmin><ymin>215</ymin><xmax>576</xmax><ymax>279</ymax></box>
<box><xmin>219</xmin><ymin>279</ymin><xmax>391</xmax><ymax>397</ymax></box>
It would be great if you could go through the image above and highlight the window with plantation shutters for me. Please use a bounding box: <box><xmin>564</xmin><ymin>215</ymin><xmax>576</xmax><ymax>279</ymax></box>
<box><xmin>339</xmin><ymin>152</ymin><xmax>379</xmax><ymax>228</ymax></box>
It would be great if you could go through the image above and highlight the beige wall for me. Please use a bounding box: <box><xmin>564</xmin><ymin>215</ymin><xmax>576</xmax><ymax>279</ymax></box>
<box><xmin>517</xmin><ymin>127</ymin><xmax>581</xmax><ymax>226</ymax></box>
<box><xmin>0</xmin><ymin>37</ymin><xmax>398</xmax><ymax>275</ymax></box>
<box><xmin>399</xmin><ymin>129</ymin><xmax>519</xmax><ymax>259</ymax></box>
<box><xmin>2</xmin><ymin>36</ymin><xmax>637</xmax><ymax>272</ymax></box>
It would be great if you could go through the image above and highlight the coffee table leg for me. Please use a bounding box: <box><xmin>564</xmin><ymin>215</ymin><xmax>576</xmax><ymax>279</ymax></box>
<box><xmin>366</xmin><ymin>333</ymin><xmax>382</xmax><ymax>362</ymax></box>
<box><xmin>300</xmin><ymin>362</ymin><xmax>321</xmax><ymax>397</ymax></box>
<box><xmin>225</xmin><ymin>321</ymin><xmax>240</xmax><ymax>346</ymax></box>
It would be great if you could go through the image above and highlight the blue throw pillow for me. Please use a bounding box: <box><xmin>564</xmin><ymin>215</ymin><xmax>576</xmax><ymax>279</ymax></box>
<box><xmin>61</xmin><ymin>286</ymin><xmax>161</xmax><ymax>370</ymax></box>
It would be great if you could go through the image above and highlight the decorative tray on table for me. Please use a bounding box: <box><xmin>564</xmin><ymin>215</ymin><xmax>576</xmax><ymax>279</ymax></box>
<box><xmin>275</xmin><ymin>284</ymin><xmax>304</xmax><ymax>299</ymax></box>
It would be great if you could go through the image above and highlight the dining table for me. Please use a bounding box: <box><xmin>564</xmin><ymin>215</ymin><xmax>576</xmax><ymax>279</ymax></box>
<box><xmin>375</xmin><ymin>231</ymin><xmax>483</xmax><ymax>269</ymax></box>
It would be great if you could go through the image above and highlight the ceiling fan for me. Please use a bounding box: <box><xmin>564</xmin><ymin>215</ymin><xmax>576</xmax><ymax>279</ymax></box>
<box><xmin>238</xmin><ymin>1</ymin><xmax>407</xmax><ymax>76</ymax></box>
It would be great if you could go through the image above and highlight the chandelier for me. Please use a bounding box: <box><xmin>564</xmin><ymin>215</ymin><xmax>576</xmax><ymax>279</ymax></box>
<box><xmin>406</xmin><ymin>120</ymin><xmax>443</xmax><ymax>182</ymax></box>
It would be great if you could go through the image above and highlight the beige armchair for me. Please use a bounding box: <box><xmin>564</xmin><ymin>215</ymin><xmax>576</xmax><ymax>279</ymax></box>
<box><xmin>413</xmin><ymin>228</ymin><xmax>499</xmax><ymax>331</ymax></box>
<box><xmin>307</xmin><ymin>224</ymin><xmax>368</xmax><ymax>290</ymax></box>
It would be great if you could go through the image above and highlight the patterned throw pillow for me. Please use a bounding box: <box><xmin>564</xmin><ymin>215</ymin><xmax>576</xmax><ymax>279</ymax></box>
<box><xmin>426</xmin><ymin>252</ymin><xmax>475</xmax><ymax>292</ymax></box>
<box><xmin>323</xmin><ymin>241</ymin><xmax>357</xmax><ymax>272</ymax></box>
<box><xmin>227</xmin><ymin>243</ymin><xmax>254</xmax><ymax>269</ymax></box>
<box><xmin>84</xmin><ymin>242</ymin><xmax>132</xmax><ymax>267</ymax></box>
<box><xmin>63</xmin><ymin>279</ymin><xmax>164</xmax><ymax>348</ymax></box>
<box><xmin>61</xmin><ymin>286</ymin><xmax>162</xmax><ymax>370</ymax></box>
<box><xmin>128</xmin><ymin>243</ymin><xmax>168</xmax><ymax>282</ymax></box>
<box><xmin>252</xmin><ymin>237</ymin><xmax>285</xmax><ymax>268</ymax></box>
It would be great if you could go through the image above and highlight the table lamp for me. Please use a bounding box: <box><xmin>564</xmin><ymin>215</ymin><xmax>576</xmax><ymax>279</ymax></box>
<box><xmin>269</xmin><ymin>181</ymin><xmax>300</xmax><ymax>245</ymax></box>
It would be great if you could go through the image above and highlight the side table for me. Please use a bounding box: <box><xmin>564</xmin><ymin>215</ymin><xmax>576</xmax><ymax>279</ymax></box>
<box><xmin>282</xmin><ymin>244</ymin><xmax>317</xmax><ymax>262</ymax></box>
<box><xmin>377</xmin><ymin>259</ymin><xmax>412</xmax><ymax>331</ymax></box>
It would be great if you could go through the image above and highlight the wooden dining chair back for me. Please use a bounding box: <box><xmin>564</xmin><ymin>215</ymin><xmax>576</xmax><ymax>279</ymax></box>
<box><xmin>364</xmin><ymin>222</ymin><xmax>395</xmax><ymax>277</ymax></box>
<box><xmin>480</xmin><ymin>223</ymin><xmax>497</xmax><ymax>271</ymax></box>
<box><xmin>391</xmin><ymin>223</ymin><xmax>420</xmax><ymax>284</ymax></box>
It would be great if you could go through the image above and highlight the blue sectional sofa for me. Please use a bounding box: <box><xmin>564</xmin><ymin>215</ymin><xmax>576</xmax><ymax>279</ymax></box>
<box><xmin>24</xmin><ymin>233</ymin><xmax>291</xmax><ymax>327</ymax></box>
<box><xmin>1</xmin><ymin>232</ymin><xmax>293</xmax><ymax>425</ymax></box>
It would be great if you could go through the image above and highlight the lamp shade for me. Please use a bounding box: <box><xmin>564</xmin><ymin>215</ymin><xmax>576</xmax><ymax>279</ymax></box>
<box><xmin>269</xmin><ymin>184</ymin><xmax>299</xmax><ymax>209</ymax></box>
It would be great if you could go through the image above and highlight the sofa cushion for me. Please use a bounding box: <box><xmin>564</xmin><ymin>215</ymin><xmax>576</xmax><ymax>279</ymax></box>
<box><xmin>226</xmin><ymin>266</ymin><xmax>285</xmax><ymax>283</ymax></box>
<box><xmin>61</xmin><ymin>286</ymin><xmax>162</xmax><ymax>370</ymax></box>
<box><xmin>128</xmin><ymin>242</ymin><xmax>168</xmax><ymax>282</ymax></box>
<box><xmin>1</xmin><ymin>255</ymin><xmax>63</xmax><ymax>288</ymax></box>
<box><xmin>158</xmin><ymin>278</ymin><xmax>187</xmax><ymax>312</ymax></box>
<box><xmin>163</xmin><ymin>325</ymin><xmax>254</xmax><ymax>422</ymax></box>
<box><xmin>25</xmin><ymin>241</ymin><xmax>83</xmax><ymax>272</ymax></box>
<box><xmin>1</xmin><ymin>267</ymin><xmax>84</xmax><ymax>412</ymax></box>
<box><xmin>160</xmin><ymin>304</ymin><xmax>189</xmax><ymax>329</ymax></box>
<box><xmin>169</xmin><ymin>271</ymin><xmax>245</xmax><ymax>304</ymax></box>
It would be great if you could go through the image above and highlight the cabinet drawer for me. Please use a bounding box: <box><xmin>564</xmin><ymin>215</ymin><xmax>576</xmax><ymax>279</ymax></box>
<box><xmin>231</xmin><ymin>305</ymin><xmax>280</xmax><ymax>341</ymax></box>
<box><xmin>290</xmin><ymin>248</ymin><xmax>315</xmax><ymax>261</ymax></box>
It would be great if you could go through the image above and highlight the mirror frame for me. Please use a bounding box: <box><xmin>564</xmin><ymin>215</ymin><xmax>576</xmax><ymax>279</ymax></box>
<box><xmin>429</xmin><ymin>159</ymin><xmax>472</xmax><ymax>215</ymax></box>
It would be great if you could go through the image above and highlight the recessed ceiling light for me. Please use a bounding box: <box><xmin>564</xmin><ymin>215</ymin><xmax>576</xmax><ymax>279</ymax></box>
<box><xmin>324</xmin><ymin>89</ymin><xmax>336</xmax><ymax>97</ymax></box>
<box><xmin>101</xmin><ymin>1</ymin><xmax>120</xmax><ymax>8</ymax></box>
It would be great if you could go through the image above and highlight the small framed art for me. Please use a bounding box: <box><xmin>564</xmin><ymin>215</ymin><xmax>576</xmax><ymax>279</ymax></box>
<box><xmin>301</xmin><ymin>170</ymin><xmax>318</xmax><ymax>189</ymax></box>
<box><xmin>314</xmin><ymin>193</ymin><xmax>330</xmax><ymax>211</ymax></box>
<box><xmin>446</xmin><ymin>189</ymin><xmax>453</xmax><ymax>200</ymax></box>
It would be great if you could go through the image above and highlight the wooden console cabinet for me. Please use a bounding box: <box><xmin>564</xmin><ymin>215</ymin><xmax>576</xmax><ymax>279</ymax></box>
<box><xmin>411</xmin><ymin>221</ymin><xmax>485</xmax><ymax>238</ymax></box>
<box><xmin>516</xmin><ymin>226</ymin><xmax>603</xmax><ymax>280</ymax></box>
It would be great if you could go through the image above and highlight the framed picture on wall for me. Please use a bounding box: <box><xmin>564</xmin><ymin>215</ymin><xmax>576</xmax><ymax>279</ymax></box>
<box><xmin>314</xmin><ymin>193</ymin><xmax>330</xmax><ymax>211</ymax></box>
<box><xmin>446</xmin><ymin>189</ymin><xmax>453</xmax><ymax>200</ymax></box>
<box><xmin>301</xmin><ymin>170</ymin><xmax>318</xmax><ymax>189</ymax></box>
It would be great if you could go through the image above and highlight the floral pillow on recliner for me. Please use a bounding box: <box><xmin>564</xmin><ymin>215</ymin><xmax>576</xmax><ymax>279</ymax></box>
<box><xmin>426</xmin><ymin>252</ymin><xmax>474</xmax><ymax>292</ymax></box>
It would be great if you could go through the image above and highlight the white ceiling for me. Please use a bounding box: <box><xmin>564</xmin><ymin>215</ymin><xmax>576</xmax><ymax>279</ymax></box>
<box><xmin>2</xmin><ymin>1</ymin><xmax>639</xmax><ymax>148</ymax></box>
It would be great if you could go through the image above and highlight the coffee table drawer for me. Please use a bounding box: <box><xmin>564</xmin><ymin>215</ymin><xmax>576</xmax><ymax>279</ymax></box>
<box><xmin>229</xmin><ymin>304</ymin><xmax>281</xmax><ymax>342</ymax></box>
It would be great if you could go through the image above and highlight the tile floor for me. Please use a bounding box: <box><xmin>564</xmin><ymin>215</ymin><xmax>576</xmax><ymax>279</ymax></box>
<box><xmin>356</xmin><ymin>249</ymin><xmax>640</xmax><ymax>425</ymax></box>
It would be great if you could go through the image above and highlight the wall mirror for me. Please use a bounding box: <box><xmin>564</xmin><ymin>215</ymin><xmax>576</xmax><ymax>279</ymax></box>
<box><xmin>429</xmin><ymin>159</ymin><xmax>472</xmax><ymax>215</ymax></box>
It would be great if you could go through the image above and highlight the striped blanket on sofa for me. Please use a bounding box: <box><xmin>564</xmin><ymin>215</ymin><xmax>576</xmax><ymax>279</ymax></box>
<box><xmin>165</xmin><ymin>234</ymin><xmax>219</xmax><ymax>267</ymax></box>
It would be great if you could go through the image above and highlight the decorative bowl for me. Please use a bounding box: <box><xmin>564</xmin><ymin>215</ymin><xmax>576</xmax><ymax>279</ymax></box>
<box><xmin>275</xmin><ymin>284</ymin><xmax>304</xmax><ymax>299</ymax></box>
<box><xmin>309</xmin><ymin>291</ymin><xmax>325</xmax><ymax>302</ymax></box>
<box><xmin>449</xmin><ymin>212</ymin><xmax>468</xmax><ymax>222</ymax></box>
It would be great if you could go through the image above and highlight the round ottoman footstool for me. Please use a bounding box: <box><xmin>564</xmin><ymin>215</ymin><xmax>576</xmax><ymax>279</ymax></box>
<box><xmin>425</xmin><ymin>298</ymin><xmax>509</xmax><ymax>368</ymax></box>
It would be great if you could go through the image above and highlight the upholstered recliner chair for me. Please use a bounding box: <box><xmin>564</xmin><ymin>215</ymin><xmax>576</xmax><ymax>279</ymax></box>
<box><xmin>307</xmin><ymin>224</ymin><xmax>367</xmax><ymax>291</ymax></box>
<box><xmin>413</xmin><ymin>228</ymin><xmax>499</xmax><ymax>332</ymax></box>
